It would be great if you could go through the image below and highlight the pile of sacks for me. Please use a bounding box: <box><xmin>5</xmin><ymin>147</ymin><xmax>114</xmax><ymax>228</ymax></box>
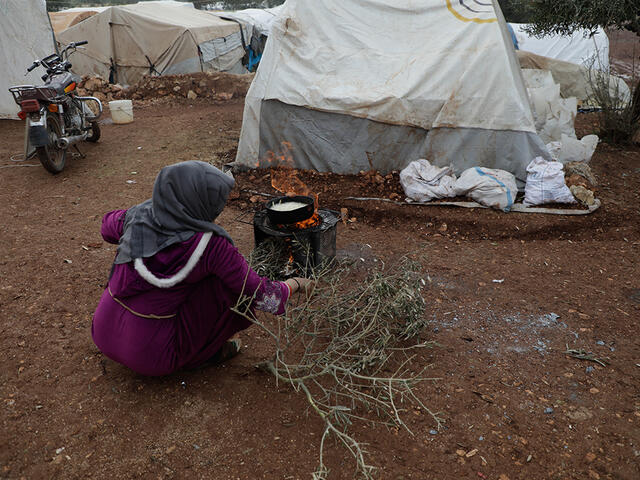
<box><xmin>400</xmin><ymin>157</ymin><xmax>597</xmax><ymax>211</ymax></box>
<box><xmin>522</xmin><ymin>68</ymin><xmax>600</xmax><ymax>164</ymax></box>
<box><xmin>400</xmin><ymin>160</ymin><xmax>518</xmax><ymax>211</ymax></box>
<box><xmin>400</xmin><ymin>68</ymin><xmax>602</xmax><ymax>211</ymax></box>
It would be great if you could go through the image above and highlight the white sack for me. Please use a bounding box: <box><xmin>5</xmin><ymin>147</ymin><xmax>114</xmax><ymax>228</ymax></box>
<box><xmin>400</xmin><ymin>159</ymin><xmax>457</xmax><ymax>202</ymax></box>
<box><xmin>528</xmin><ymin>84</ymin><xmax>577</xmax><ymax>143</ymax></box>
<box><xmin>454</xmin><ymin>167</ymin><xmax>518</xmax><ymax>212</ymax></box>
<box><xmin>521</xmin><ymin>69</ymin><xmax>556</xmax><ymax>90</ymax></box>
<box><xmin>524</xmin><ymin>157</ymin><xmax>576</xmax><ymax>206</ymax></box>
<box><xmin>546</xmin><ymin>134</ymin><xmax>599</xmax><ymax>163</ymax></box>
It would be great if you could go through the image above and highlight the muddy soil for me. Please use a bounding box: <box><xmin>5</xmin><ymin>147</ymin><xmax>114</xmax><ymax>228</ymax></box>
<box><xmin>1</xmin><ymin>88</ymin><xmax>639</xmax><ymax>480</ymax></box>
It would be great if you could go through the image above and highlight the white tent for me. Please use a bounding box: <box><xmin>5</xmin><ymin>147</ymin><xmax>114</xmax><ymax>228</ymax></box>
<box><xmin>510</xmin><ymin>23</ymin><xmax>610</xmax><ymax>71</ymax></box>
<box><xmin>0</xmin><ymin>0</ymin><xmax>57</xmax><ymax>120</ymax></box>
<box><xmin>212</xmin><ymin>6</ymin><xmax>284</xmax><ymax>37</ymax></box>
<box><xmin>56</xmin><ymin>3</ymin><xmax>250</xmax><ymax>87</ymax></box>
<box><xmin>235</xmin><ymin>0</ymin><xmax>550</xmax><ymax>184</ymax></box>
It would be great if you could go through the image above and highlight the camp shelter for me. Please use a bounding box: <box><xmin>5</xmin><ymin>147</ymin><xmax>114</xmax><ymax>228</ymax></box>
<box><xmin>49</xmin><ymin>10</ymin><xmax>99</xmax><ymax>34</ymax></box>
<box><xmin>56</xmin><ymin>2</ymin><xmax>251</xmax><ymax>87</ymax></box>
<box><xmin>511</xmin><ymin>24</ymin><xmax>610</xmax><ymax>71</ymax></box>
<box><xmin>213</xmin><ymin>6</ymin><xmax>284</xmax><ymax>37</ymax></box>
<box><xmin>0</xmin><ymin>0</ymin><xmax>57</xmax><ymax>120</ymax></box>
<box><xmin>517</xmin><ymin>50</ymin><xmax>630</xmax><ymax>106</ymax></box>
<box><xmin>210</xmin><ymin>6</ymin><xmax>284</xmax><ymax>71</ymax></box>
<box><xmin>235</xmin><ymin>0</ymin><xmax>550</xmax><ymax>185</ymax></box>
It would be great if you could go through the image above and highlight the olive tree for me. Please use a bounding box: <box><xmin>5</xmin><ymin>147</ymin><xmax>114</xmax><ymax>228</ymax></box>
<box><xmin>525</xmin><ymin>0</ymin><xmax>640</xmax><ymax>143</ymax></box>
<box><xmin>525</xmin><ymin>0</ymin><xmax>638</xmax><ymax>36</ymax></box>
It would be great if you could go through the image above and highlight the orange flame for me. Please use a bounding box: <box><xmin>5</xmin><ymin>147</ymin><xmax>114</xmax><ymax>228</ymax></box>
<box><xmin>262</xmin><ymin>142</ymin><xmax>319</xmax><ymax>211</ymax></box>
<box><xmin>290</xmin><ymin>212</ymin><xmax>321</xmax><ymax>230</ymax></box>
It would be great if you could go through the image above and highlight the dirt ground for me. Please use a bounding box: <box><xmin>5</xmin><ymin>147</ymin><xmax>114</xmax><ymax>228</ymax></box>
<box><xmin>1</xmin><ymin>75</ymin><xmax>640</xmax><ymax>480</ymax></box>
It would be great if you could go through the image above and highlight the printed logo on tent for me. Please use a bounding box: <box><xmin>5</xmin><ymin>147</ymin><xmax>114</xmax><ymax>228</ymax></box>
<box><xmin>445</xmin><ymin>0</ymin><xmax>497</xmax><ymax>24</ymax></box>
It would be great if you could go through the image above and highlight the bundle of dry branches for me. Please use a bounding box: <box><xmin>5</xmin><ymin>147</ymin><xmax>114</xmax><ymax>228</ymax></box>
<box><xmin>234</xmin><ymin>242</ymin><xmax>442</xmax><ymax>479</ymax></box>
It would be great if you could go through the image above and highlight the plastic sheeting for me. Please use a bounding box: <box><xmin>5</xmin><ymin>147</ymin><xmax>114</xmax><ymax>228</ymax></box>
<box><xmin>517</xmin><ymin>51</ymin><xmax>631</xmax><ymax>105</ymax></box>
<box><xmin>236</xmin><ymin>0</ymin><xmax>547</xmax><ymax>179</ymax></box>
<box><xmin>211</xmin><ymin>6</ymin><xmax>283</xmax><ymax>37</ymax></box>
<box><xmin>0</xmin><ymin>0</ymin><xmax>57</xmax><ymax>120</ymax></box>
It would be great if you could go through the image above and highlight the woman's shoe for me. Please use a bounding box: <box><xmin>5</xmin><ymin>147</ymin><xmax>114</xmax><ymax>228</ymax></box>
<box><xmin>200</xmin><ymin>338</ymin><xmax>242</xmax><ymax>368</ymax></box>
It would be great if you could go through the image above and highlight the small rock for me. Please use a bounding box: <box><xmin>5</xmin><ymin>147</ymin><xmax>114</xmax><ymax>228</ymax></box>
<box><xmin>570</xmin><ymin>185</ymin><xmax>596</xmax><ymax>206</ymax></box>
<box><xmin>465</xmin><ymin>448</ymin><xmax>478</xmax><ymax>457</ymax></box>
<box><xmin>498</xmin><ymin>475</ymin><xmax>510</xmax><ymax>480</ymax></box>
<box><xmin>586</xmin><ymin>366</ymin><xmax>594</xmax><ymax>373</ymax></box>
<box><xmin>544</xmin><ymin>407</ymin><xmax>554</xmax><ymax>414</ymax></box>
<box><xmin>187</xmin><ymin>90</ymin><xmax>197</xmax><ymax>100</ymax></box>
<box><xmin>585</xmin><ymin>452</ymin><xmax>596</xmax><ymax>463</ymax></box>
<box><xmin>456</xmin><ymin>449</ymin><xmax>466</xmax><ymax>456</ymax></box>
<box><xmin>588</xmin><ymin>469</ymin><xmax>600</xmax><ymax>479</ymax></box>
<box><xmin>589</xmin><ymin>387</ymin><xmax>599</xmax><ymax>394</ymax></box>
<box><xmin>596</xmin><ymin>340</ymin><xmax>605</xmax><ymax>346</ymax></box>
<box><xmin>566</xmin><ymin>406</ymin><xmax>593</xmax><ymax>421</ymax></box>
<box><xmin>173</xmin><ymin>86</ymin><xmax>181</xmax><ymax>92</ymax></box>
<box><xmin>429</xmin><ymin>429</ymin><xmax>438</xmax><ymax>435</ymax></box>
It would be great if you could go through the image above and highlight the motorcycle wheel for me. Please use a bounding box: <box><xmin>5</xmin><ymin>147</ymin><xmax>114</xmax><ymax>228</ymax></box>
<box><xmin>86</xmin><ymin>121</ymin><xmax>101</xmax><ymax>143</ymax></box>
<box><xmin>36</xmin><ymin>113</ymin><xmax>66</xmax><ymax>174</ymax></box>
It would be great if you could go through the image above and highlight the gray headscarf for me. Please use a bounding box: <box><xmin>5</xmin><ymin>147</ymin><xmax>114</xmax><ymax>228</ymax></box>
<box><xmin>114</xmin><ymin>161</ymin><xmax>234</xmax><ymax>264</ymax></box>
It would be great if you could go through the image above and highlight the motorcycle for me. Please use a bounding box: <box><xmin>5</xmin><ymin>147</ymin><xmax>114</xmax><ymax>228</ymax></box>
<box><xmin>8</xmin><ymin>41</ymin><xmax>102</xmax><ymax>174</ymax></box>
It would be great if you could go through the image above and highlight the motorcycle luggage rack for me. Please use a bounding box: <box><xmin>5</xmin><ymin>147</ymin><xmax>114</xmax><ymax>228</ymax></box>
<box><xmin>9</xmin><ymin>85</ymin><xmax>57</xmax><ymax>104</ymax></box>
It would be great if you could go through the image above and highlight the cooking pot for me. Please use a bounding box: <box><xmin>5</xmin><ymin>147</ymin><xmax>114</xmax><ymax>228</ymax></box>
<box><xmin>265</xmin><ymin>195</ymin><xmax>315</xmax><ymax>225</ymax></box>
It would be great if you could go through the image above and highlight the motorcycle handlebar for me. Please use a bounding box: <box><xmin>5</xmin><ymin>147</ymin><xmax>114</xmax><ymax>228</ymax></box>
<box><xmin>74</xmin><ymin>40</ymin><xmax>88</xmax><ymax>46</ymax></box>
<box><xmin>26</xmin><ymin>62</ymin><xmax>39</xmax><ymax>72</ymax></box>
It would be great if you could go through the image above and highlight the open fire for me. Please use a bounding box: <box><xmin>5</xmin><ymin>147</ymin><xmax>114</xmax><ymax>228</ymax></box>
<box><xmin>266</xmin><ymin>142</ymin><xmax>320</xmax><ymax>229</ymax></box>
<box><xmin>253</xmin><ymin>142</ymin><xmax>339</xmax><ymax>274</ymax></box>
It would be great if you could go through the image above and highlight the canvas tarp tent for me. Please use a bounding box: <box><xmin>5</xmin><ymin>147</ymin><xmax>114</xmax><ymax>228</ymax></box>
<box><xmin>0</xmin><ymin>0</ymin><xmax>57</xmax><ymax>120</ymax></box>
<box><xmin>56</xmin><ymin>3</ymin><xmax>250</xmax><ymax>87</ymax></box>
<box><xmin>49</xmin><ymin>10</ymin><xmax>99</xmax><ymax>34</ymax></box>
<box><xmin>235</xmin><ymin>0</ymin><xmax>550</xmax><ymax>185</ymax></box>
<box><xmin>511</xmin><ymin>23</ymin><xmax>610</xmax><ymax>71</ymax></box>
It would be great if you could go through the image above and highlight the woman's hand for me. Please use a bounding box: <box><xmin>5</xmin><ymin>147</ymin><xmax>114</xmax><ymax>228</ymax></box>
<box><xmin>285</xmin><ymin>277</ymin><xmax>315</xmax><ymax>298</ymax></box>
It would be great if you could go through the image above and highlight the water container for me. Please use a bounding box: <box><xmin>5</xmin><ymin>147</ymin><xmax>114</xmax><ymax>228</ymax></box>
<box><xmin>109</xmin><ymin>99</ymin><xmax>134</xmax><ymax>124</ymax></box>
